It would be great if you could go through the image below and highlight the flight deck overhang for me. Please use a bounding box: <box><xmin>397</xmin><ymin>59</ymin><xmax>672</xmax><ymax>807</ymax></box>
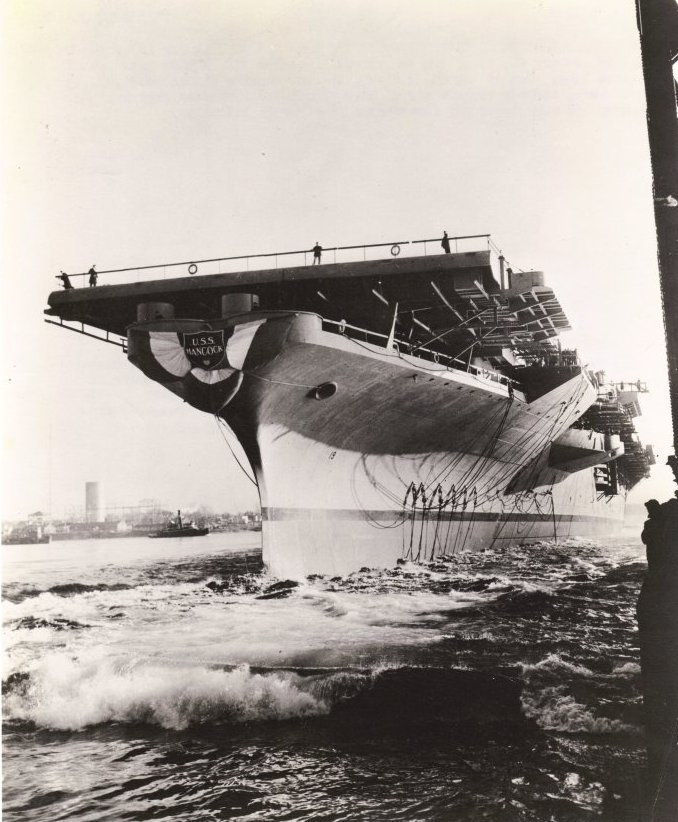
<box><xmin>45</xmin><ymin>251</ymin><xmax>500</xmax><ymax>337</ymax></box>
<box><xmin>45</xmin><ymin>248</ymin><xmax>573</xmax><ymax>367</ymax></box>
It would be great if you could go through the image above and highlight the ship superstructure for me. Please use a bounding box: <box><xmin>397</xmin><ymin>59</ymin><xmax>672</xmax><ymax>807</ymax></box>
<box><xmin>45</xmin><ymin>236</ymin><xmax>654</xmax><ymax>576</ymax></box>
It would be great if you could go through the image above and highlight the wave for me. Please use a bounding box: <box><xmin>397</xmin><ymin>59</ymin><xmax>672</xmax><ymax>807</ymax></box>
<box><xmin>523</xmin><ymin>653</ymin><xmax>641</xmax><ymax>682</ymax></box>
<box><xmin>521</xmin><ymin>653</ymin><xmax>597</xmax><ymax>679</ymax></box>
<box><xmin>3</xmin><ymin>655</ymin><xmax>330</xmax><ymax>731</ymax></box>
<box><xmin>521</xmin><ymin>685</ymin><xmax>635</xmax><ymax>734</ymax></box>
<box><xmin>3</xmin><ymin>582</ymin><xmax>133</xmax><ymax>604</ymax></box>
<box><xmin>518</xmin><ymin>653</ymin><xmax>640</xmax><ymax>736</ymax></box>
<box><xmin>327</xmin><ymin>665</ymin><xmax>525</xmax><ymax>728</ymax></box>
<box><xmin>2</xmin><ymin>654</ymin><xmax>527</xmax><ymax>734</ymax></box>
<box><xmin>483</xmin><ymin>588</ymin><xmax>557</xmax><ymax>616</ymax></box>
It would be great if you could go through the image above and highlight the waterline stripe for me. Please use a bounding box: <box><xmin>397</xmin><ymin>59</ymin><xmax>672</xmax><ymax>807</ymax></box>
<box><xmin>261</xmin><ymin>506</ymin><xmax>620</xmax><ymax>525</ymax></box>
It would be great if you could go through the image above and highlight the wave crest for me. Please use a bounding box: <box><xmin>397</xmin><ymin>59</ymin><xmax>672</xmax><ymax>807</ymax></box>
<box><xmin>3</xmin><ymin>655</ymin><xmax>329</xmax><ymax>731</ymax></box>
<box><xmin>521</xmin><ymin>653</ymin><xmax>596</xmax><ymax>679</ymax></box>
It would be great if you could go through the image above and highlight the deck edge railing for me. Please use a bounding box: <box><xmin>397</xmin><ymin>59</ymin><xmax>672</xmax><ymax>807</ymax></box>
<box><xmin>321</xmin><ymin>317</ymin><xmax>514</xmax><ymax>388</ymax></box>
<box><xmin>56</xmin><ymin>234</ymin><xmax>492</xmax><ymax>286</ymax></box>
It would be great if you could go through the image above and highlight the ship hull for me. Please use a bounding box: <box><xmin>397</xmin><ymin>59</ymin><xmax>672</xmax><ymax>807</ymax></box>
<box><xmin>252</xmin><ymin>428</ymin><xmax>623</xmax><ymax>578</ymax></box>
<box><xmin>127</xmin><ymin>311</ymin><xmax>625</xmax><ymax>577</ymax></box>
<box><xmin>262</xmin><ymin>434</ymin><xmax>623</xmax><ymax>577</ymax></box>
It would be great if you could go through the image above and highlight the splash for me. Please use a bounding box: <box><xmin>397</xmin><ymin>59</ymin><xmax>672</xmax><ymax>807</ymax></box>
<box><xmin>3</xmin><ymin>654</ymin><xmax>330</xmax><ymax>731</ymax></box>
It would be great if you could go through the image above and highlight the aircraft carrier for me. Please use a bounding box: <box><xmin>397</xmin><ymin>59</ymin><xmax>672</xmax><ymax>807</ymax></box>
<box><xmin>45</xmin><ymin>235</ymin><xmax>654</xmax><ymax>577</ymax></box>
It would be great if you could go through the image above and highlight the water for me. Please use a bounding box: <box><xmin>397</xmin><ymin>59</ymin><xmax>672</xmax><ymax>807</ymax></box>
<box><xmin>3</xmin><ymin>530</ymin><xmax>649</xmax><ymax>821</ymax></box>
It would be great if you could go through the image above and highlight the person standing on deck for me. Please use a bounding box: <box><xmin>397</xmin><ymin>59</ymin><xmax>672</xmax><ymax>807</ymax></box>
<box><xmin>312</xmin><ymin>243</ymin><xmax>322</xmax><ymax>264</ymax></box>
<box><xmin>88</xmin><ymin>265</ymin><xmax>98</xmax><ymax>287</ymax></box>
<box><xmin>441</xmin><ymin>231</ymin><xmax>451</xmax><ymax>254</ymax></box>
<box><xmin>57</xmin><ymin>271</ymin><xmax>73</xmax><ymax>289</ymax></box>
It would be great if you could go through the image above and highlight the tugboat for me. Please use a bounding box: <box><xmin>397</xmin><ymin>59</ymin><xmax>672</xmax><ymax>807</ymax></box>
<box><xmin>149</xmin><ymin>510</ymin><xmax>209</xmax><ymax>539</ymax></box>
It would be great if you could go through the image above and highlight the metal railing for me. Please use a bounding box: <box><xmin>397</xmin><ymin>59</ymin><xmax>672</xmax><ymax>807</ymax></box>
<box><xmin>55</xmin><ymin>233</ymin><xmax>493</xmax><ymax>288</ymax></box>
<box><xmin>411</xmin><ymin>234</ymin><xmax>491</xmax><ymax>256</ymax></box>
<box><xmin>321</xmin><ymin>318</ymin><xmax>513</xmax><ymax>388</ymax></box>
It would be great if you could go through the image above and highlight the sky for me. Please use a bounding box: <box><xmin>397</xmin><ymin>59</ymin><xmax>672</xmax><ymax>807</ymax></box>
<box><xmin>1</xmin><ymin>0</ymin><xmax>675</xmax><ymax>520</ymax></box>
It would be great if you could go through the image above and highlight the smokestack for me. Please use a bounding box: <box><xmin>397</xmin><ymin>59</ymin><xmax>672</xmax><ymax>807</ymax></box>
<box><xmin>85</xmin><ymin>481</ymin><xmax>104</xmax><ymax>523</ymax></box>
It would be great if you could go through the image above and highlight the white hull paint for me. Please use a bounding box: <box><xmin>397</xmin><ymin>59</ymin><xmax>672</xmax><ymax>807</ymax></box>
<box><xmin>253</xmin><ymin>428</ymin><xmax>623</xmax><ymax>578</ymax></box>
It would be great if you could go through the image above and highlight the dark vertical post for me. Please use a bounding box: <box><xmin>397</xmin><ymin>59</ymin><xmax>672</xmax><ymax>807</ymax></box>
<box><xmin>636</xmin><ymin>0</ymin><xmax>678</xmax><ymax>473</ymax></box>
<box><xmin>635</xmin><ymin>5</ymin><xmax>678</xmax><ymax>819</ymax></box>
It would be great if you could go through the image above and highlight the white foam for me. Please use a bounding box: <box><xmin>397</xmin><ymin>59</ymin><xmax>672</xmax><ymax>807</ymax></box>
<box><xmin>4</xmin><ymin>652</ymin><xmax>329</xmax><ymax>731</ymax></box>
<box><xmin>522</xmin><ymin>653</ymin><xmax>596</xmax><ymax>679</ymax></box>
<box><xmin>612</xmin><ymin>662</ymin><xmax>641</xmax><ymax>677</ymax></box>
<box><xmin>2</xmin><ymin>582</ymin><xmax>199</xmax><ymax>625</ymax></box>
<box><xmin>4</xmin><ymin>575</ymin><xmax>478</xmax><ymax>684</ymax></box>
<box><xmin>521</xmin><ymin>686</ymin><xmax>634</xmax><ymax>734</ymax></box>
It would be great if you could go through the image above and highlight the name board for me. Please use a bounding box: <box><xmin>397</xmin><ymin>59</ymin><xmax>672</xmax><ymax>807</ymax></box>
<box><xmin>182</xmin><ymin>330</ymin><xmax>226</xmax><ymax>369</ymax></box>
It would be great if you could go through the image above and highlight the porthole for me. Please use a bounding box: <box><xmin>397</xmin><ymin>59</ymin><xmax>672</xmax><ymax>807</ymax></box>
<box><xmin>314</xmin><ymin>381</ymin><xmax>337</xmax><ymax>400</ymax></box>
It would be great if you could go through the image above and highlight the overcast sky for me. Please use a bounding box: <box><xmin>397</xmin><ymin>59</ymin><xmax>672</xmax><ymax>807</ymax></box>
<box><xmin>2</xmin><ymin>0</ymin><xmax>674</xmax><ymax>519</ymax></box>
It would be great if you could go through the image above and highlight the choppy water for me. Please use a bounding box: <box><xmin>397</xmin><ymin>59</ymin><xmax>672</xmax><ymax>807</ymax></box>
<box><xmin>3</xmin><ymin>530</ymin><xmax>649</xmax><ymax>821</ymax></box>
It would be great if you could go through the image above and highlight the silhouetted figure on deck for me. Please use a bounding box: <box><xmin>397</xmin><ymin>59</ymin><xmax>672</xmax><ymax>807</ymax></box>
<box><xmin>57</xmin><ymin>272</ymin><xmax>73</xmax><ymax>290</ymax></box>
<box><xmin>88</xmin><ymin>265</ymin><xmax>97</xmax><ymax>287</ymax></box>
<box><xmin>642</xmin><ymin>500</ymin><xmax>663</xmax><ymax>569</ymax></box>
<box><xmin>638</xmin><ymin>491</ymin><xmax>678</xmax><ymax>820</ymax></box>
<box><xmin>441</xmin><ymin>231</ymin><xmax>451</xmax><ymax>254</ymax></box>
<box><xmin>312</xmin><ymin>243</ymin><xmax>322</xmax><ymax>264</ymax></box>
<box><xmin>641</xmin><ymin>495</ymin><xmax>678</xmax><ymax>582</ymax></box>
